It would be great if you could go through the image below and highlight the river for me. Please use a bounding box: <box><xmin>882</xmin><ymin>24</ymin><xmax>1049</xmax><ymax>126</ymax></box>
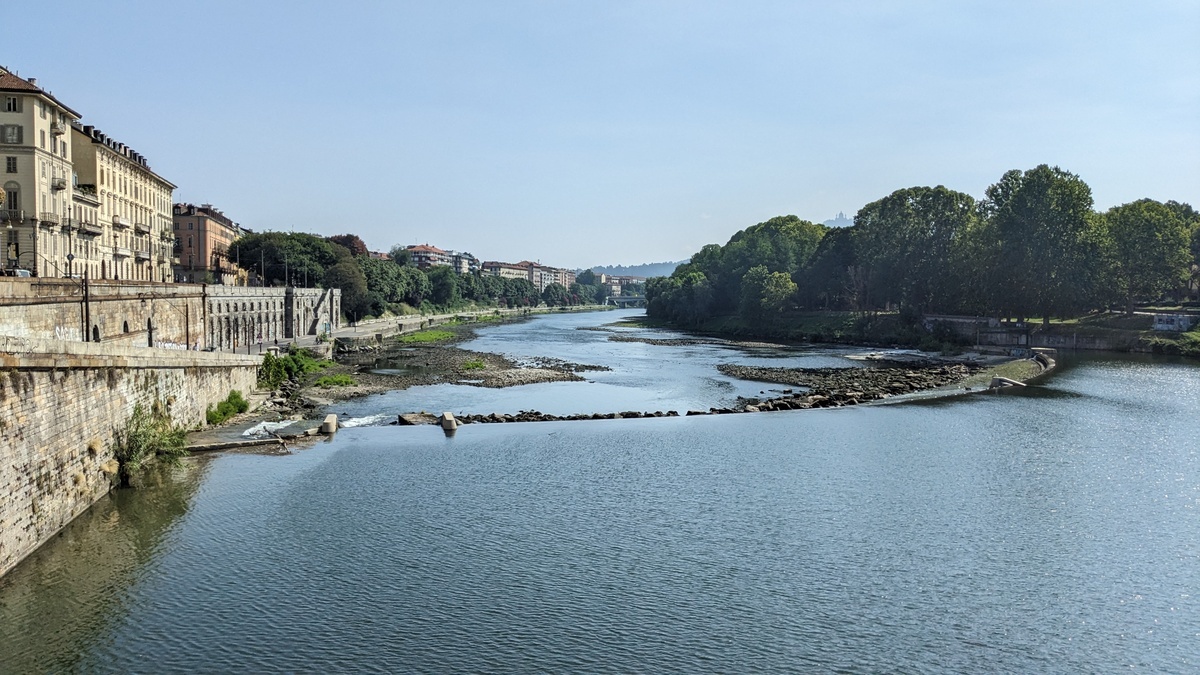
<box><xmin>1</xmin><ymin>309</ymin><xmax>1197</xmax><ymax>673</ymax></box>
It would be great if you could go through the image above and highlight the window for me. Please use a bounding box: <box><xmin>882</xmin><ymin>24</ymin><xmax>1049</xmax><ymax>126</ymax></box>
<box><xmin>39</xmin><ymin>129</ymin><xmax>45</xmax><ymax>149</ymax></box>
<box><xmin>3</xmin><ymin>182</ymin><xmax>18</xmax><ymax>211</ymax></box>
<box><xmin>40</xmin><ymin>102</ymin><xmax>46</xmax><ymax>119</ymax></box>
<box><xmin>3</xmin><ymin>96</ymin><xmax>19</xmax><ymax>112</ymax></box>
<box><xmin>188</xmin><ymin>222</ymin><xmax>193</xmax><ymax>230</ymax></box>
<box><xmin>173</xmin><ymin>222</ymin><xmax>178</xmax><ymax>230</ymax></box>
<box><xmin>0</xmin><ymin>125</ymin><xmax>22</xmax><ymax>144</ymax></box>
<box><xmin>4</xmin><ymin>157</ymin><xmax>14</xmax><ymax>173</ymax></box>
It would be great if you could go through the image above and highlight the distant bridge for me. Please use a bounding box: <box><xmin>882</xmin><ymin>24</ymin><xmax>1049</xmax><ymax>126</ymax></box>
<box><xmin>607</xmin><ymin>295</ymin><xmax>645</xmax><ymax>308</ymax></box>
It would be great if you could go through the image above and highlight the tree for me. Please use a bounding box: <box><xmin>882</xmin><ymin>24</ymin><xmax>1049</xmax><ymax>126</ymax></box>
<box><xmin>230</xmin><ymin>231</ymin><xmax>344</xmax><ymax>287</ymax></box>
<box><xmin>542</xmin><ymin>282</ymin><xmax>570</xmax><ymax>307</ymax></box>
<box><xmin>388</xmin><ymin>245</ymin><xmax>413</xmax><ymax>267</ymax></box>
<box><xmin>853</xmin><ymin>186</ymin><xmax>978</xmax><ymax>314</ymax></box>
<box><xmin>327</xmin><ymin>234</ymin><xmax>368</xmax><ymax>257</ymax></box>
<box><xmin>426</xmin><ymin>265</ymin><xmax>461</xmax><ymax>307</ymax></box>
<box><xmin>1104</xmin><ymin>199</ymin><xmax>1192</xmax><ymax>314</ymax></box>
<box><xmin>739</xmin><ymin>266</ymin><xmax>796</xmax><ymax>321</ymax></box>
<box><xmin>980</xmin><ymin>165</ymin><xmax>1102</xmax><ymax>325</ymax></box>
<box><xmin>325</xmin><ymin>260</ymin><xmax>370</xmax><ymax>319</ymax></box>
<box><xmin>576</xmin><ymin>269</ymin><xmax>597</xmax><ymax>285</ymax></box>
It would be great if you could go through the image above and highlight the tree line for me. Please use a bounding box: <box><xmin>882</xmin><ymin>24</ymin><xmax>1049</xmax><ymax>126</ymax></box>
<box><xmin>648</xmin><ymin>165</ymin><xmax>1200</xmax><ymax>328</ymax></box>
<box><xmin>225</xmin><ymin>233</ymin><xmax>604</xmax><ymax>319</ymax></box>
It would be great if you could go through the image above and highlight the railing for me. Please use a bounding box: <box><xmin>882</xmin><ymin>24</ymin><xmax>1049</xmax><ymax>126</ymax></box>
<box><xmin>112</xmin><ymin>216</ymin><xmax>130</xmax><ymax>229</ymax></box>
<box><xmin>61</xmin><ymin>217</ymin><xmax>76</xmax><ymax>231</ymax></box>
<box><xmin>113</xmin><ymin>246</ymin><xmax>131</xmax><ymax>257</ymax></box>
<box><xmin>38</xmin><ymin>212</ymin><xmax>60</xmax><ymax>225</ymax></box>
<box><xmin>79</xmin><ymin>221</ymin><xmax>103</xmax><ymax>236</ymax></box>
<box><xmin>134</xmin><ymin>222</ymin><xmax>151</xmax><ymax>234</ymax></box>
<box><xmin>0</xmin><ymin>209</ymin><xmax>23</xmax><ymax>223</ymax></box>
<box><xmin>50</xmin><ymin>121</ymin><xmax>66</xmax><ymax>135</ymax></box>
<box><xmin>51</xmin><ymin>177</ymin><xmax>67</xmax><ymax>191</ymax></box>
<box><xmin>135</xmin><ymin>250</ymin><xmax>151</xmax><ymax>261</ymax></box>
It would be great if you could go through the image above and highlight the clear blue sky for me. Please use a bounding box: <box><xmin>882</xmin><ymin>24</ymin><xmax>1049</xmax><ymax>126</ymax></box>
<box><xmin>7</xmin><ymin>1</ymin><xmax>1198</xmax><ymax>269</ymax></box>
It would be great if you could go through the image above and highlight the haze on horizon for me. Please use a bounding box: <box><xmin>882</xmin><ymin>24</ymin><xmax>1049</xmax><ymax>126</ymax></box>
<box><xmin>6</xmin><ymin>0</ymin><xmax>1197</xmax><ymax>269</ymax></box>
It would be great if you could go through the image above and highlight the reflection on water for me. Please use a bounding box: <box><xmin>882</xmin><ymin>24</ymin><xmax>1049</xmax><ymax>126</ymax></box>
<box><xmin>0</xmin><ymin>458</ymin><xmax>212</xmax><ymax>672</ymax></box>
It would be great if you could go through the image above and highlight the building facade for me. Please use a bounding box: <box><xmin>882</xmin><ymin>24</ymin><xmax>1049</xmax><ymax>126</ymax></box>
<box><xmin>1</xmin><ymin>66</ymin><xmax>176</xmax><ymax>281</ymax></box>
<box><xmin>2</xmin><ymin>67</ymin><xmax>82</xmax><ymax>278</ymax></box>
<box><xmin>71</xmin><ymin>124</ymin><xmax>176</xmax><ymax>281</ymax></box>
<box><xmin>172</xmin><ymin>203</ymin><xmax>246</xmax><ymax>284</ymax></box>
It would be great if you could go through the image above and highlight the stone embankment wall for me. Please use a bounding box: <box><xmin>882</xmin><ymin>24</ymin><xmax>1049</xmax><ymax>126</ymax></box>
<box><xmin>0</xmin><ymin>336</ymin><xmax>259</xmax><ymax>578</ymax></box>
<box><xmin>0</xmin><ymin>279</ymin><xmax>340</xmax><ymax>350</ymax></box>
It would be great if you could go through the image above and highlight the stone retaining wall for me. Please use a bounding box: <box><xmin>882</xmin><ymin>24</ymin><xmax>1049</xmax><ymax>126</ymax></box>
<box><xmin>0</xmin><ymin>336</ymin><xmax>259</xmax><ymax>578</ymax></box>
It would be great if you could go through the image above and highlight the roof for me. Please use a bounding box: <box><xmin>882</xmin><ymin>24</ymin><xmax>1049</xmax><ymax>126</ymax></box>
<box><xmin>407</xmin><ymin>244</ymin><xmax>448</xmax><ymax>254</ymax></box>
<box><xmin>0</xmin><ymin>67</ymin><xmax>82</xmax><ymax>118</ymax></box>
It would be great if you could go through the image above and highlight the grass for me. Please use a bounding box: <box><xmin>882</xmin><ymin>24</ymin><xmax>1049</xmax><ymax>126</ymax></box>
<box><xmin>314</xmin><ymin>374</ymin><xmax>356</xmax><ymax>388</ymax></box>
<box><xmin>461</xmin><ymin>359</ymin><xmax>486</xmax><ymax>370</ymax></box>
<box><xmin>398</xmin><ymin>329</ymin><xmax>457</xmax><ymax>344</ymax></box>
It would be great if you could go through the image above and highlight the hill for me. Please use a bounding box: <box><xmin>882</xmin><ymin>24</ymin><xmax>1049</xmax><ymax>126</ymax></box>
<box><xmin>589</xmin><ymin>261</ymin><xmax>685</xmax><ymax>278</ymax></box>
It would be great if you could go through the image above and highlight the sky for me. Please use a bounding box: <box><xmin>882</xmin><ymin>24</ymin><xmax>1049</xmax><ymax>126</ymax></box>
<box><xmin>6</xmin><ymin>1</ymin><xmax>1198</xmax><ymax>269</ymax></box>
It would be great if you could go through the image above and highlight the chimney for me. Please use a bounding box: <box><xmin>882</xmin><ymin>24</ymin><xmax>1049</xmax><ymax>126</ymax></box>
<box><xmin>28</xmin><ymin>77</ymin><xmax>37</xmax><ymax>86</ymax></box>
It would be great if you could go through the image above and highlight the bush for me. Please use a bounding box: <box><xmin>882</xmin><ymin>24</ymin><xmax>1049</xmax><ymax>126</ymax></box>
<box><xmin>206</xmin><ymin>390</ymin><xmax>251</xmax><ymax>426</ymax></box>
<box><xmin>461</xmin><ymin>360</ymin><xmax>485</xmax><ymax>370</ymax></box>
<box><xmin>112</xmin><ymin>401</ymin><xmax>187</xmax><ymax>487</ymax></box>
<box><xmin>258</xmin><ymin>348</ymin><xmax>331</xmax><ymax>389</ymax></box>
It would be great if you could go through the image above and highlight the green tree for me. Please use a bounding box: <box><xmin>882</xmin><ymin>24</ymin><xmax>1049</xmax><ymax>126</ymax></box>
<box><xmin>576</xmin><ymin>269</ymin><xmax>597</xmax><ymax>285</ymax></box>
<box><xmin>426</xmin><ymin>265</ymin><xmax>461</xmax><ymax>307</ymax></box>
<box><xmin>853</xmin><ymin>186</ymin><xmax>978</xmax><ymax>314</ymax></box>
<box><xmin>981</xmin><ymin>165</ymin><xmax>1102</xmax><ymax>325</ymax></box>
<box><xmin>388</xmin><ymin>245</ymin><xmax>413</xmax><ymax>266</ymax></box>
<box><xmin>325</xmin><ymin>260</ymin><xmax>371</xmax><ymax>319</ymax></box>
<box><xmin>739</xmin><ymin>266</ymin><xmax>796</xmax><ymax>321</ymax></box>
<box><xmin>542</xmin><ymin>282</ymin><xmax>570</xmax><ymax>306</ymax></box>
<box><xmin>1104</xmin><ymin>199</ymin><xmax>1192</xmax><ymax>314</ymax></box>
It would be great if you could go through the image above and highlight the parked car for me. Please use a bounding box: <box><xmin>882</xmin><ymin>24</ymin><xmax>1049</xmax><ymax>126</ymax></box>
<box><xmin>2</xmin><ymin>268</ymin><xmax>31</xmax><ymax>277</ymax></box>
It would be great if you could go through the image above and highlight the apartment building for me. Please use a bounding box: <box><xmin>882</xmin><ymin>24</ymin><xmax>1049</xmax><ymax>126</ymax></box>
<box><xmin>406</xmin><ymin>244</ymin><xmax>451</xmax><ymax>269</ymax></box>
<box><xmin>72</xmin><ymin>124</ymin><xmax>176</xmax><ymax>281</ymax></box>
<box><xmin>481</xmin><ymin>260</ymin><xmax>528</xmax><ymax>280</ymax></box>
<box><xmin>172</xmin><ymin>203</ymin><xmax>247</xmax><ymax>284</ymax></box>
<box><xmin>2</xmin><ymin>67</ymin><xmax>81</xmax><ymax>278</ymax></box>
<box><xmin>1</xmin><ymin>66</ymin><xmax>175</xmax><ymax>280</ymax></box>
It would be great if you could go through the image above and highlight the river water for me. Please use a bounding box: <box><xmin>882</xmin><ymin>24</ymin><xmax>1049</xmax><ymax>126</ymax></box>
<box><xmin>2</xmin><ymin>310</ymin><xmax>1197</xmax><ymax>673</ymax></box>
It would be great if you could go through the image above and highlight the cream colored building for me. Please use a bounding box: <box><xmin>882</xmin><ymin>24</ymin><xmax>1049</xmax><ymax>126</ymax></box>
<box><xmin>0</xmin><ymin>66</ymin><xmax>175</xmax><ymax>281</ymax></box>
<box><xmin>72</xmin><ymin>124</ymin><xmax>176</xmax><ymax>281</ymax></box>
<box><xmin>2</xmin><ymin>67</ymin><xmax>82</xmax><ymax>277</ymax></box>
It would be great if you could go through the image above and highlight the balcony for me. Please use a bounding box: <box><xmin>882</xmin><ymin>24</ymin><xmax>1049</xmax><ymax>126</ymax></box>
<box><xmin>50</xmin><ymin>121</ymin><xmax>66</xmax><ymax>136</ymax></box>
<box><xmin>38</xmin><ymin>212</ymin><xmax>60</xmax><ymax>225</ymax></box>
<box><xmin>135</xmin><ymin>250</ymin><xmax>151</xmax><ymax>262</ymax></box>
<box><xmin>1</xmin><ymin>209</ymin><xmax>23</xmax><ymax>223</ymax></box>
<box><xmin>112</xmin><ymin>215</ymin><xmax>130</xmax><ymax>229</ymax></box>
<box><xmin>113</xmin><ymin>246</ymin><xmax>131</xmax><ymax>258</ymax></box>
<box><xmin>51</xmin><ymin>177</ymin><xmax>67</xmax><ymax>191</ymax></box>
<box><xmin>134</xmin><ymin>221</ymin><xmax>151</xmax><ymax>235</ymax></box>
<box><xmin>157</xmin><ymin>254</ymin><xmax>168</xmax><ymax>264</ymax></box>
<box><xmin>61</xmin><ymin>217</ymin><xmax>76</xmax><ymax>231</ymax></box>
<box><xmin>79</xmin><ymin>221</ymin><xmax>103</xmax><ymax>236</ymax></box>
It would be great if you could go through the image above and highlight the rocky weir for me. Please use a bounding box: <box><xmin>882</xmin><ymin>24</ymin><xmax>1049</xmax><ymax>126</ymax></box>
<box><xmin>391</xmin><ymin>362</ymin><xmax>983</xmax><ymax>426</ymax></box>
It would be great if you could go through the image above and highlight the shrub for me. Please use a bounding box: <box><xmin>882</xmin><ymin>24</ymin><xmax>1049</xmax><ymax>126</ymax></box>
<box><xmin>461</xmin><ymin>360</ymin><xmax>485</xmax><ymax>370</ymax></box>
<box><xmin>206</xmin><ymin>390</ymin><xmax>251</xmax><ymax>426</ymax></box>
<box><xmin>111</xmin><ymin>401</ymin><xmax>187</xmax><ymax>487</ymax></box>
